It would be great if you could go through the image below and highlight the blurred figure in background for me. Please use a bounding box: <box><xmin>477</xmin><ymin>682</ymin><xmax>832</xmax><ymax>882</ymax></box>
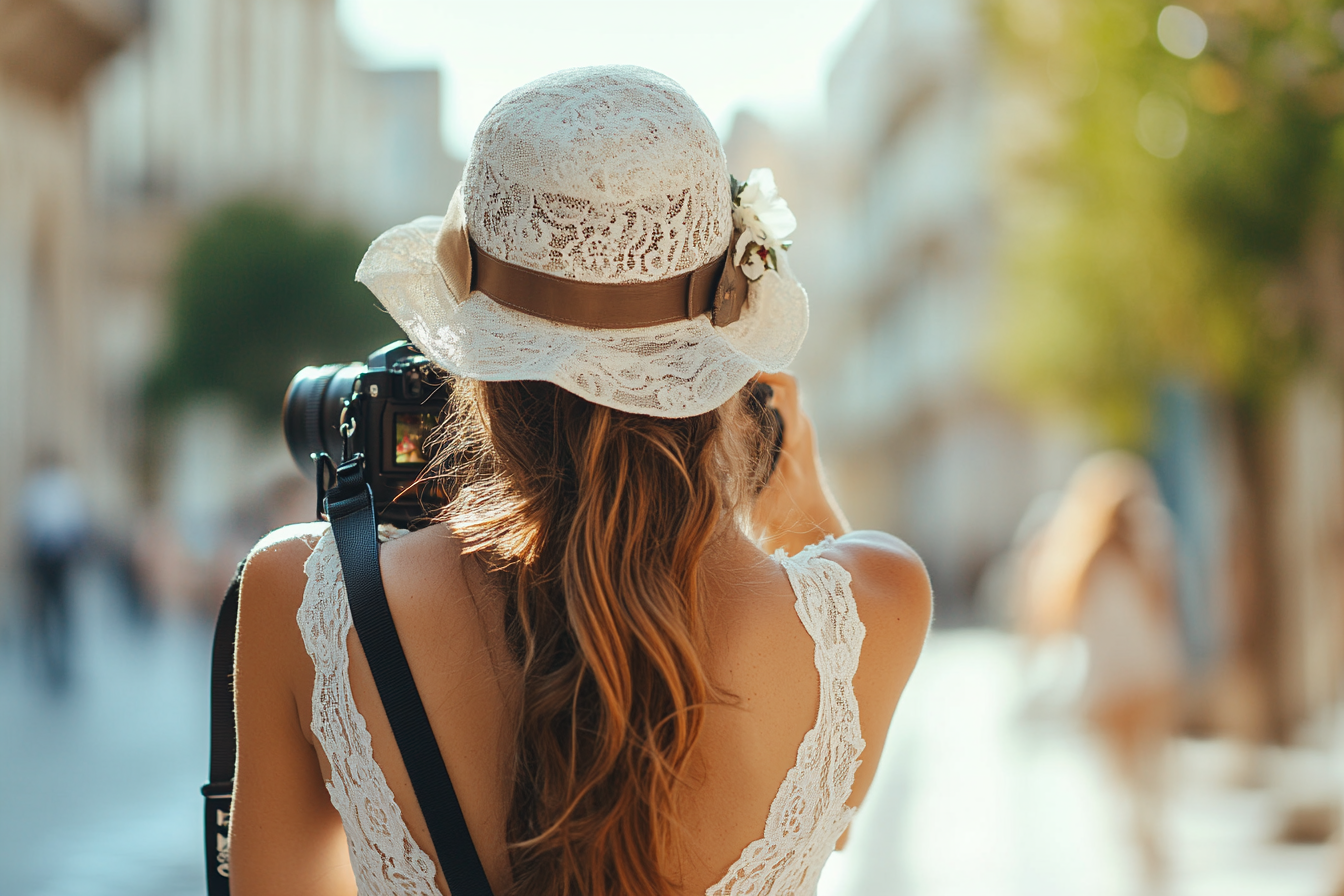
<box><xmin>1020</xmin><ymin>451</ymin><xmax>1185</xmax><ymax>891</ymax></box>
<box><xmin>19</xmin><ymin>452</ymin><xmax>91</xmax><ymax>689</ymax></box>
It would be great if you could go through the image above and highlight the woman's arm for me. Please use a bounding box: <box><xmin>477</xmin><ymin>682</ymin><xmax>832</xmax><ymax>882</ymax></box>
<box><xmin>751</xmin><ymin>373</ymin><xmax>932</xmax><ymax>844</ymax></box>
<box><xmin>750</xmin><ymin>371</ymin><xmax>851</xmax><ymax>555</ymax></box>
<box><xmin>828</xmin><ymin>531</ymin><xmax>931</xmax><ymax>814</ymax></box>
<box><xmin>230</xmin><ymin>526</ymin><xmax>358</xmax><ymax>896</ymax></box>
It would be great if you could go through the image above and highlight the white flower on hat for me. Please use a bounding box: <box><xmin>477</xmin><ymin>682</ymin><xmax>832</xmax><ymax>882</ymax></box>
<box><xmin>732</xmin><ymin>168</ymin><xmax>796</xmax><ymax>281</ymax></box>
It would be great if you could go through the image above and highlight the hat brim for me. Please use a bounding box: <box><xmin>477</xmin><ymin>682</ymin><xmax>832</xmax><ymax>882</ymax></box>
<box><xmin>356</xmin><ymin>216</ymin><xmax>808</xmax><ymax>418</ymax></box>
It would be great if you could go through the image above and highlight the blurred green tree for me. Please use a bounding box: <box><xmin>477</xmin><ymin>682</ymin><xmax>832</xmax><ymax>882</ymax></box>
<box><xmin>148</xmin><ymin>200</ymin><xmax>404</xmax><ymax>422</ymax></box>
<box><xmin>989</xmin><ymin>0</ymin><xmax>1344</xmax><ymax>739</ymax></box>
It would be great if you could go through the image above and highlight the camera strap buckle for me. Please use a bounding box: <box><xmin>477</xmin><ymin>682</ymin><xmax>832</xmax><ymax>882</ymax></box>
<box><xmin>312</xmin><ymin>452</ymin><xmax>340</xmax><ymax>521</ymax></box>
<box><xmin>323</xmin><ymin>458</ymin><xmax>373</xmax><ymax>522</ymax></box>
<box><xmin>339</xmin><ymin>396</ymin><xmax>361</xmax><ymax>464</ymax></box>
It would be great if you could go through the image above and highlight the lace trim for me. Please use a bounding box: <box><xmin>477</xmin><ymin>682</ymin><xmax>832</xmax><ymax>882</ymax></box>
<box><xmin>706</xmin><ymin>537</ymin><xmax>867</xmax><ymax>896</ymax></box>
<box><xmin>298</xmin><ymin>527</ymin><xmax>441</xmax><ymax>895</ymax></box>
<box><xmin>298</xmin><ymin>529</ymin><xmax>865</xmax><ymax>896</ymax></box>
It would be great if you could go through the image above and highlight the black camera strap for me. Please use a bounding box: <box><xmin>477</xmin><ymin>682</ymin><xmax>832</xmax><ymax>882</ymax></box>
<box><xmin>324</xmin><ymin>459</ymin><xmax>494</xmax><ymax>896</ymax></box>
<box><xmin>203</xmin><ymin>562</ymin><xmax>244</xmax><ymax>896</ymax></box>
<box><xmin>202</xmin><ymin>459</ymin><xmax>493</xmax><ymax>896</ymax></box>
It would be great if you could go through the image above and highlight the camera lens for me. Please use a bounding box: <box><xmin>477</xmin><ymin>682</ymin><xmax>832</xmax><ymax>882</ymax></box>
<box><xmin>282</xmin><ymin>363</ymin><xmax>363</xmax><ymax>474</ymax></box>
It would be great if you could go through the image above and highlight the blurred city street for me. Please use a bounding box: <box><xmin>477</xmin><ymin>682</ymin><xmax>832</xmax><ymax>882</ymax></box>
<box><xmin>1</xmin><ymin>573</ymin><xmax>1337</xmax><ymax>896</ymax></box>
<box><xmin>830</xmin><ymin>631</ymin><xmax>1341</xmax><ymax>896</ymax></box>
<box><xmin>0</xmin><ymin>569</ymin><xmax>211</xmax><ymax>896</ymax></box>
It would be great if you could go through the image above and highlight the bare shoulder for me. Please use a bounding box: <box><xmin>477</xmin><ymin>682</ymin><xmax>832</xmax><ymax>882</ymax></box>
<box><xmin>242</xmin><ymin>522</ymin><xmax>328</xmax><ymax>593</ymax></box>
<box><xmin>376</xmin><ymin>521</ymin><xmax>463</xmax><ymax>584</ymax></box>
<box><xmin>246</xmin><ymin>521</ymin><xmax>329</xmax><ymax>568</ymax></box>
<box><xmin>820</xmin><ymin>530</ymin><xmax>931</xmax><ymax>654</ymax></box>
<box><xmin>814</xmin><ymin>531</ymin><xmax>930</xmax><ymax>813</ymax></box>
<box><xmin>370</xmin><ymin>522</ymin><xmax>486</xmax><ymax>639</ymax></box>
<box><xmin>238</xmin><ymin>522</ymin><xmax>329</xmax><ymax>649</ymax></box>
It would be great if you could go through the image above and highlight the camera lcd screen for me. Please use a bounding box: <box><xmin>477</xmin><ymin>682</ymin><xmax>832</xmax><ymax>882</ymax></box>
<box><xmin>393</xmin><ymin>413</ymin><xmax>436</xmax><ymax>465</ymax></box>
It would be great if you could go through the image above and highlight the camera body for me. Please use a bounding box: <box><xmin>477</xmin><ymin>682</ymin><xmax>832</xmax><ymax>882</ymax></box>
<box><xmin>283</xmin><ymin>341</ymin><xmax>452</xmax><ymax>529</ymax></box>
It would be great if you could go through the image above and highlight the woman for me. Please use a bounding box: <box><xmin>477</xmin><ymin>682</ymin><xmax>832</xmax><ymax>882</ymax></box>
<box><xmin>230</xmin><ymin>66</ymin><xmax>930</xmax><ymax>896</ymax></box>
<box><xmin>1020</xmin><ymin>452</ymin><xmax>1183</xmax><ymax>887</ymax></box>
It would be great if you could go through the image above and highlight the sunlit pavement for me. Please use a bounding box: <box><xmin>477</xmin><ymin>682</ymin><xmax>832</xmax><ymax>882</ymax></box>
<box><xmin>0</xmin><ymin>584</ymin><xmax>1337</xmax><ymax>896</ymax></box>
<box><xmin>0</xmin><ymin>568</ymin><xmax>211</xmax><ymax>896</ymax></box>
<box><xmin>822</xmin><ymin>630</ymin><xmax>1340</xmax><ymax>896</ymax></box>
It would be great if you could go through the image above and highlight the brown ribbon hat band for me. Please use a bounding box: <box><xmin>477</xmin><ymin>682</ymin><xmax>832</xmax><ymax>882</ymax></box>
<box><xmin>433</xmin><ymin>185</ymin><xmax>749</xmax><ymax>329</ymax></box>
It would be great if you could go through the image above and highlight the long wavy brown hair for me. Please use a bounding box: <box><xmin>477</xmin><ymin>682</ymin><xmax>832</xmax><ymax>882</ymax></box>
<box><xmin>437</xmin><ymin>378</ymin><xmax>773</xmax><ymax>896</ymax></box>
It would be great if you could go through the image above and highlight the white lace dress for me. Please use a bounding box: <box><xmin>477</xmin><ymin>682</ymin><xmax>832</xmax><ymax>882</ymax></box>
<box><xmin>298</xmin><ymin>528</ymin><xmax>866</xmax><ymax>895</ymax></box>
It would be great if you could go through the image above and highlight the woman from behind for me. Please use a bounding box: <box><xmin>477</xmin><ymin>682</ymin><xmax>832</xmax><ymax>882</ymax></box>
<box><xmin>229</xmin><ymin>65</ymin><xmax>930</xmax><ymax>896</ymax></box>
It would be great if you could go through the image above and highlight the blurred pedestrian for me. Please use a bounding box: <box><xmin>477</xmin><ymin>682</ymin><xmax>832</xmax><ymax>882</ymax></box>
<box><xmin>20</xmin><ymin>452</ymin><xmax>90</xmax><ymax>688</ymax></box>
<box><xmin>1020</xmin><ymin>451</ymin><xmax>1184</xmax><ymax>890</ymax></box>
<box><xmin>98</xmin><ymin>531</ymin><xmax>151</xmax><ymax>624</ymax></box>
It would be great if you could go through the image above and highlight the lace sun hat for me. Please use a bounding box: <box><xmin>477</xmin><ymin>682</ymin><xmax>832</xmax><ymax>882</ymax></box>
<box><xmin>355</xmin><ymin>65</ymin><xmax>808</xmax><ymax>419</ymax></box>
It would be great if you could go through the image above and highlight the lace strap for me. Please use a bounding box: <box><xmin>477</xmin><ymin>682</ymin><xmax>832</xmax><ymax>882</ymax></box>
<box><xmin>776</xmin><ymin>537</ymin><xmax>866</xmax><ymax>685</ymax></box>
<box><xmin>702</xmin><ymin>539</ymin><xmax>867</xmax><ymax>895</ymax></box>
<box><xmin>297</xmin><ymin>528</ymin><xmax>443</xmax><ymax>895</ymax></box>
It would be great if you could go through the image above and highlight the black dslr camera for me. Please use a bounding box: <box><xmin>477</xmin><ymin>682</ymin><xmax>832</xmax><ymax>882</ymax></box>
<box><xmin>283</xmin><ymin>340</ymin><xmax>786</xmax><ymax>529</ymax></box>
<box><xmin>282</xmin><ymin>341</ymin><xmax>453</xmax><ymax>529</ymax></box>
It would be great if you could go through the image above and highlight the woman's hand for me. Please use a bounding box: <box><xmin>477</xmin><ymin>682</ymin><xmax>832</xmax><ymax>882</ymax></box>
<box><xmin>750</xmin><ymin>372</ymin><xmax>851</xmax><ymax>555</ymax></box>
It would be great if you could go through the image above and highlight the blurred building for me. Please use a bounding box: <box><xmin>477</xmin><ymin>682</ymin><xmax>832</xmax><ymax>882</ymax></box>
<box><xmin>0</xmin><ymin>0</ymin><xmax>461</xmax><ymax>622</ymax></box>
<box><xmin>727</xmin><ymin>0</ymin><xmax>1087</xmax><ymax>617</ymax></box>
<box><xmin>87</xmin><ymin>0</ymin><xmax>457</xmax><ymax>229</ymax></box>
<box><xmin>0</xmin><ymin>0</ymin><xmax>140</xmax><ymax>625</ymax></box>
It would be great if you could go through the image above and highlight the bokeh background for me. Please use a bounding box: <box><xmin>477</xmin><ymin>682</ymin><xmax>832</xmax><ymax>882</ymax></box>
<box><xmin>2</xmin><ymin>0</ymin><xmax>1344</xmax><ymax>893</ymax></box>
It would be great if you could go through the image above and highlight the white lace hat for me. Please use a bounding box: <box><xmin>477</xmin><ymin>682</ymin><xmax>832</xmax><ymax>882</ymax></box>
<box><xmin>355</xmin><ymin>65</ymin><xmax>808</xmax><ymax>418</ymax></box>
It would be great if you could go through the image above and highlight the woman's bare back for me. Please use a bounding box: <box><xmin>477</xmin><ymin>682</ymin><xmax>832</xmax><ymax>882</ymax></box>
<box><xmin>232</xmin><ymin>519</ymin><xmax>927</xmax><ymax>896</ymax></box>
